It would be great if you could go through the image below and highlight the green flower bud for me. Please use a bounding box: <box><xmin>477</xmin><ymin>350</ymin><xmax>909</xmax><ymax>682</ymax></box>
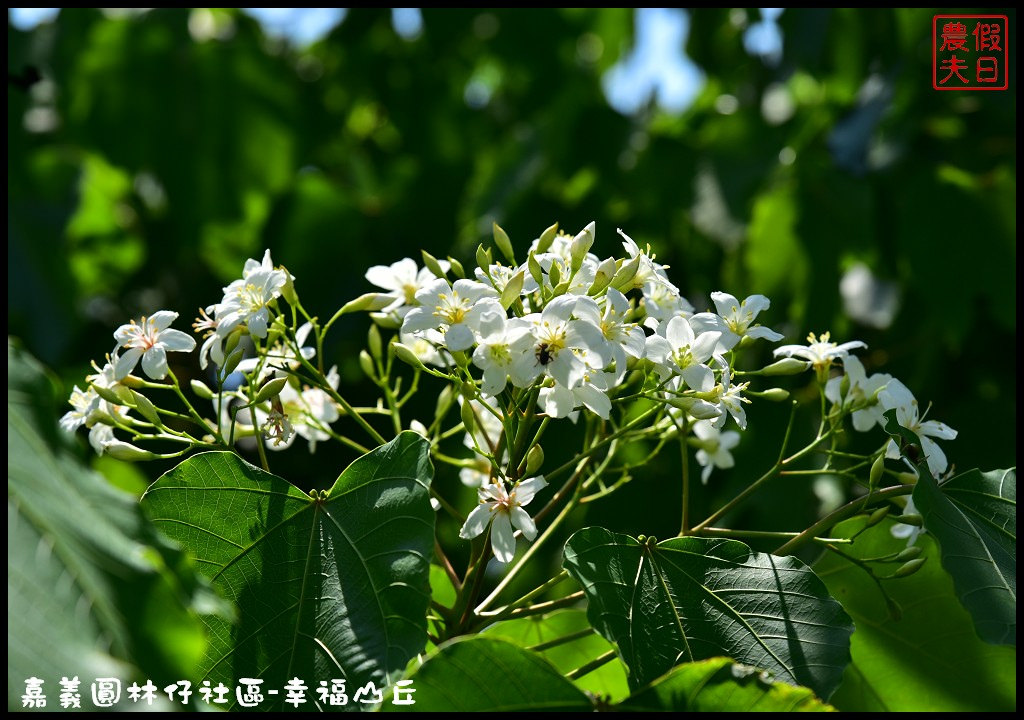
<box><xmin>869</xmin><ymin>454</ymin><xmax>885</xmax><ymax>490</ymax></box>
<box><xmin>252</xmin><ymin>376</ymin><xmax>288</xmax><ymax>405</ymax></box>
<box><xmin>105</xmin><ymin>440</ymin><xmax>157</xmax><ymax>462</ymax></box>
<box><xmin>222</xmin><ymin>347</ymin><xmax>244</xmax><ymax>376</ymax></box>
<box><xmin>839</xmin><ymin>373</ymin><xmax>851</xmax><ymax>400</ymax></box>
<box><xmin>94</xmin><ymin>382</ymin><xmax>129</xmax><ymax>405</ymax></box>
<box><xmin>359</xmin><ymin>350</ymin><xmax>376</xmax><ymax>379</ymax></box>
<box><xmin>866</xmin><ymin>505</ymin><xmax>891</xmax><ymax>526</ymax></box>
<box><xmin>528</xmin><ymin>252</ymin><xmax>544</xmax><ymax>287</ymax></box>
<box><xmin>894</xmin><ymin>513</ymin><xmax>924</xmax><ymax>527</ymax></box>
<box><xmin>339</xmin><ymin>292</ymin><xmax>394</xmax><ymax>315</ymax></box>
<box><xmin>392</xmin><ymin>342</ymin><xmax>425</xmax><ymax>371</ymax></box>
<box><xmin>421</xmin><ymin>249</ymin><xmax>449</xmax><ymax>281</ymax></box>
<box><xmin>749</xmin><ymin>388</ymin><xmax>790</xmax><ymax>402</ymax></box>
<box><xmin>536</xmin><ymin>222</ymin><xmax>559</xmax><ymax>254</ymax></box>
<box><xmin>130</xmin><ymin>390</ymin><xmax>162</xmax><ymax>426</ymax></box>
<box><xmin>190</xmin><ymin>379</ymin><xmax>215</xmax><ymax>400</ymax></box>
<box><xmin>548</xmin><ymin>258</ymin><xmax>562</xmax><ymax>287</ymax></box>
<box><xmin>610</xmin><ymin>255</ymin><xmax>641</xmax><ymax>291</ymax></box>
<box><xmin>447</xmin><ymin>256</ymin><xmax>466</xmax><ymax>279</ymax></box>
<box><xmin>758</xmin><ymin>357</ymin><xmax>812</xmax><ymax>376</ymax></box>
<box><xmin>896</xmin><ymin>546</ymin><xmax>923</xmax><ymax>562</ymax></box>
<box><xmin>279</xmin><ymin>267</ymin><xmax>298</xmax><ymax>306</ymax></box>
<box><xmin>500</xmin><ymin>270</ymin><xmax>526</xmax><ymax>310</ymax></box>
<box><xmin>525</xmin><ymin>444</ymin><xmax>545</xmax><ymax>476</ymax></box>
<box><xmin>588</xmin><ymin>257</ymin><xmax>617</xmax><ymax>296</ymax></box>
<box><xmin>893</xmin><ymin>558</ymin><xmax>926</xmax><ymax>578</ymax></box>
<box><xmin>476</xmin><ymin>244</ymin><xmax>493</xmax><ymax>273</ymax></box>
<box><xmin>569</xmin><ymin>221</ymin><xmax>595</xmax><ymax>272</ymax></box>
<box><xmin>367</xmin><ymin>324</ymin><xmax>383</xmax><ymax>361</ymax></box>
<box><xmin>369</xmin><ymin>311</ymin><xmax>402</xmax><ymax>330</ymax></box>
<box><xmin>492</xmin><ymin>222</ymin><xmax>516</xmax><ymax>264</ymax></box>
<box><xmin>460</xmin><ymin>399</ymin><xmax>476</xmax><ymax>435</ymax></box>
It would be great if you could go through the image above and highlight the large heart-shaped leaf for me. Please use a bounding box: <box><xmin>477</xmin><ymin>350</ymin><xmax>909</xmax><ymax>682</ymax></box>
<box><xmin>881</xmin><ymin>410</ymin><xmax>1016</xmax><ymax>646</ymax></box>
<box><xmin>817</xmin><ymin>517</ymin><xmax>1016</xmax><ymax>711</ymax></box>
<box><xmin>563</xmin><ymin>527</ymin><xmax>852</xmax><ymax>700</ymax></box>
<box><xmin>384</xmin><ymin>637</ymin><xmax>594</xmax><ymax>712</ymax></box>
<box><xmin>142</xmin><ymin>432</ymin><xmax>434</xmax><ymax>711</ymax></box>
<box><xmin>8</xmin><ymin>341</ymin><xmax>212</xmax><ymax>710</ymax></box>
<box><xmin>481</xmin><ymin>608</ymin><xmax>630</xmax><ymax>702</ymax></box>
<box><xmin>620</xmin><ymin>657</ymin><xmax>835</xmax><ymax>712</ymax></box>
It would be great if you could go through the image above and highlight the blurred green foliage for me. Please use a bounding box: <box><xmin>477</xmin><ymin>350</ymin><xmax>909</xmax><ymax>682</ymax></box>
<box><xmin>8</xmin><ymin>8</ymin><xmax>1016</xmax><ymax>551</ymax></box>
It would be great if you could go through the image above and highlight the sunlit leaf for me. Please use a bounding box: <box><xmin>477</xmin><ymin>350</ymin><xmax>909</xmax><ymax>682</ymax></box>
<box><xmin>563</xmin><ymin>527</ymin><xmax>853</xmax><ymax>699</ymax></box>
<box><xmin>142</xmin><ymin>432</ymin><xmax>434</xmax><ymax>711</ymax></box>
<box><xmin>818</xmin><ymin>518</ymin><xmax>1016</xmax><ymax>711</ymax></box>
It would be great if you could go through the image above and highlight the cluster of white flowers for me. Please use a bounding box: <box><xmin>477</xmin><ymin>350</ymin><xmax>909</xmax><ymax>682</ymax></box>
<box><xmin>58</xmin><ymin>221</ymin><xmax>960</xmax><ymax>566</ymax></box>
<box><xmin>363</xmin><ymin>222</ymin><xmax>793</xmax><ymax>560</ymax></box>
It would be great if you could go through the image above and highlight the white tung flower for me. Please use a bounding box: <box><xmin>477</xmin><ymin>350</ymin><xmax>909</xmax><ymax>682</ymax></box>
<box><xmin>471</xmin><ymin>311</ymin><xmax>534</xmax><ymax>395</ymax></box>
<box><xmin>216</xmin><ymin>250</ymin><xmax>289</xmax><ymax>339</ymax></box>
<box><xmin>645</xmin><ymin>316</ymin><xmax>721</xmax><ymax>390</ymax></box>
<box><xmin>61</xmin><ymin>385</ymin><xmax>101</xmax><ymax>433</ymax></box>
<box><xmin>113</xmin><ymin>311</ymin><xmax>196</xmax><ymax>380</ymax></box>
<box><xmin>691</xmin><ymin>419</ymin><xmax>740</xmax><ymax>484</ymax></box>
<box><xmin>459</xmin><ymin>476</ymin><xmax>547</xmax><ymax>563</ymax></box>
<box><xmin>704</xmin><ymin>291</ymin><xmax>784</xmax><ymax>350</ymax></box>
<box><xmin>513</xmin><ymin>296</ymin><xmax>610</xmax><ymax>390</ymax></box>
<box><xmin>366</xmin><ymin>257</ymin><xmax>448</xmax><ymax>315</ymax></box>
<box><xmin>774</xmin><ymin>331</ymin><xmax>866</xmax><ymax>373</ymax></box>
<box><xmin>824</xmin><ymin>355</ymin><xmax>892</xmax><ymax>432</ymax></box>
<box><xmin>574</xmin><ymin>287</ymin><xmax>645</xmax><ymax>382</ymax></box>
<box><xmin>402</xmin><ymin>278</ymin><xmax>501</xmax><ymax>352</ymax></box>
<box><xmin>880</xmin><ymin>379</ymin><xmax>957</xmax><ymax>478</ymax></box>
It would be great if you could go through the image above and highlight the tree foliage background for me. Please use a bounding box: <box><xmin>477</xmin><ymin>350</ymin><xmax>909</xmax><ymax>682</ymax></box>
<box><xmin>7</xmin><ymin>7</ymin><xmax>1016</xmax><ymax>711</ymax></box>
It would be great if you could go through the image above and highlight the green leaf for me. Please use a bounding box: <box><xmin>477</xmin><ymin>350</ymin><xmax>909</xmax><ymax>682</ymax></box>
<box><xmin>881</xmin><ymin>410</ymin><xmax>1016</xmax><ymax>646</ymax></box>
<box><xmin>8</xmin><ymin>341</ymin><xmax>212</xmax><ymax>711</ymax></box>
<box><xmin>817</xmin><ymin>518</ymin><xmax>1016</xmax><ymax>711</ymax></box>
<box><xmin>142</xmin><ymin>432</ymin><xmax>435</xmax><ymax>711</ymax></box>
<box><xmin>481</xmin><ymin>609</ymin><xmax>630</xmax><ymax>702</ymax></box>
<box><xmin>563</xmin><ymin>527</ymin><xmax>853</xmax><ymax>699</ymax></box>
<box><xmin>916</xmin><ymin>467</ymin><xmax>1016</xmax><ymax>646</ymax></box>
<box><xmin>620</xmin><ymin>657</ymin><xmax>835</xmax><ymax>712</ymax></box>
<box><xmin>384</xmin><ymin>637</ymin><xmax>593</xmax><ymax>712</ymax></box>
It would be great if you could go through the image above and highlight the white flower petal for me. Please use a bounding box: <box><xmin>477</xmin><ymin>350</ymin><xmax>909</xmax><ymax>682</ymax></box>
<box><xmin>490</xmin><ymin>512</ymin><xmax>517</xmax><ymax>563</ymax></box>
<box><xmin>459</xmin><ymin>503</ymin><xmax>494</xmax><ymax>540</ymax></box>
<box><xmin>514</xmin><ymin>476</ymin><xmax>548</xmax><ymax>506</ymax></box>
<box><xmin>510</xmin><ymin>506</ymin><xmax>537</xmax><ymax>541</ymax></box>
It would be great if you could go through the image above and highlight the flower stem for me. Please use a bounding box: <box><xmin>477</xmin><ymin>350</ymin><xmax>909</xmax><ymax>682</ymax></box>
<box><xmin>774</xmin><ymin>484</ymin><xmax>914</xmax><ymax>555</ymax></box>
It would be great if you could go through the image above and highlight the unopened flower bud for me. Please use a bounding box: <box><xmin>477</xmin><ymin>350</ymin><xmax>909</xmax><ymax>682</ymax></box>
<box><xmin>435</xmin><ymin>385</ymin><xmax>455</xmax><ymax>419</ymax></box>
<box><xmin>392</xmin><ymin>342</ymin><xmax>425</xmax><ymax>371</ymax></box>
<box><xmin>421</xmin><ymin>250</ymin><xmax>449</xmax><ymax>281</ymax></box>
<box><xmin>839</xmin><ymin>373</ymin><xmax>851</xmax><ymax>400</ymax></box>
<box><xmin>569</xmin><ymin>221</ymin><xmax>595</xmax><ymax>272</ymax></box>
<box><xmin>367</xmin><ymin>325</ymin><xmax>383</xmax><ymax>361</ymax></box>
<box><xmin>548</xmin><ymin>258</ymin><xmax>562</xmax><ymax>287</ymax></box>
<box><xmin>500</xmin><ymin>270</ymin><xmax>525</xmax><ymax>310</ymax></box>
<box><xmin>893</xmin><ymin>558</ymin><xmax>926</xmax><ymax>578</ymax></box>
<box><xmin>409</xmin><ymin>419</ymin><xmax>429</xmax><ymax>438</ymax></box>
<box><xmin>528</xmin><ymin>252</ymin><xmax>544</xmax><ymax>287</ymax></box>
<box><xmin>190</xmin><ymin>378</ymin><xmax>214</xmax><ymax>400</ymax></box>
<box><xmin>476</xmin><ymin>244</ymin><xmax>493</xmax><ymax>273</ymax></box>
<box><xmin>758</xmin><ymin>357</ymin><xmax>812</xmax><ymax>376</ymax></box>
<box><xmin>94</xmin><ymin>383</ymin><xmax>129</xmax><ymax>405</ymax></box>
<box><xmin>869</xmin><ymin>454</ymin><xmax>885</xmax><ymax>489</ymax></box>
<box><xmin>280</xmin><ymin>268</ymin><xmax>298</xmax><ymax>306</ymax></box>
<box><xmin>460</xmin><ymin>399</ymin><xmax>476</xmax><ymax>435</ymax></box>
<box><xmin>610</xmin><ymin>255</ymin><xmax>641</xmax><ymax>291</ymax></box>
<box><xmin>359</xmin><ymin>350</ymin><xmax>376</xmax><ymax>379</ymax></box>
<box><xmin>894</xmin><ymin>513</ymin><xmax>924</xmax><ymax>527</ymax></box>
<box><xmin>536</xmin><ymin>221</ymin><xmax>559</xmax><ymax>254</ymax></box>
<box><xmin>339</xmin><ymin>292</ymin><xmax>394</xmax><ymax>315</ymax></box>
<box><xmin>896</xmin><ymin>546</ymin><xmax>923</xmax><ymax>562</ymax></box>
<box><xmin>866</xmin><ymin>505</ymin><xmax>891</xmax><ymax>526</ymax></box>
<box><xmin>253</xmin><ymin>376</ymin><xmax>288</xmax><ymax>404</ymax></box>
<box><xmin>749</xmin><ymin>388</ymin><xmax>790</xmax><ymax>402</ymax></box>
<box><xmin>525</xmin><ymin>444</ymin><xmax>545</xmax><ymax>476</ymax></box>
<box><xmin>369</xmin><ymin>311</ymin><xmax>402</xmax><ymax>330</ymax></box>
<box><xmin>104</xmin><ymin>439</ymin><xmax>157</xmax><ymax>462</ymax></box>
<box><xmin>130</xmin><ymin>390</ymin><xmax>162</xmax><ymax>426</ymax></box>
<box><xmin>588</xmin><ymin>257</ymin><xmax>617</xmax><ymax>296</ymax></box>
<box><xmin>447</xmin><ymin>256</ymin><xmax>466</xmax><ymax>279</ymax></box>
<box><xmin>492</xmin><ymin>222</ymin><xmax>516</xmax><ymax>264</ymax></box>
